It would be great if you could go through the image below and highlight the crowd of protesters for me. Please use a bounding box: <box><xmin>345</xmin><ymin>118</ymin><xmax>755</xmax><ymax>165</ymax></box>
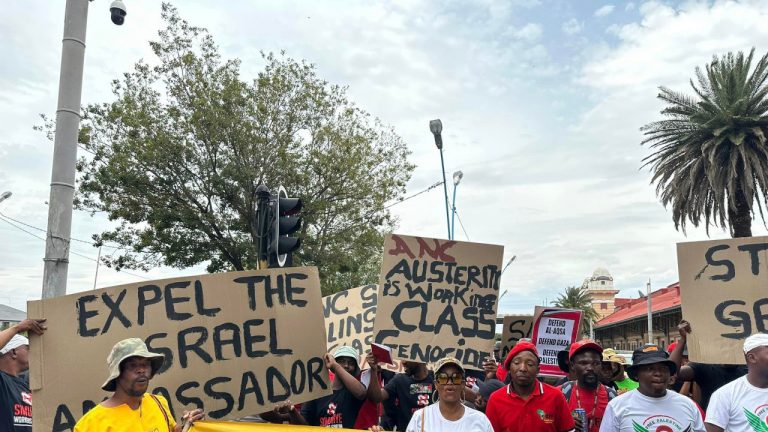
<box><xmin>1</xmin><ymin>318</ymin><xmax>767</xmax><ymax>432</ymax></box>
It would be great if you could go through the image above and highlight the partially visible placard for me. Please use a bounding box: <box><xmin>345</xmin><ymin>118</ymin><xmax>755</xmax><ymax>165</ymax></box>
<box><xmin>373</xmin><ymin>234</ymin><xmax>504</xmax><ymax>370</ymax></box>
<box><xmin>323</xmin><ymin>284</ymin><xmax>377</xmax><ymax>356</ymax></box>
<box><xmin>499</xmin><ymin>315</ymin><xmax>534</xmax><ymax>360</ymax></box>
<box><xmin>677</xmin><ymin>237</ymin><xmax>768</xmax><ymax>364</ymax></box>
<box><xmin>531</xmin><ymin>307</ymin><xmax>582</xmax><ymax>376</ymax></box>
<box><xmin>29</xmin><ymin>268</ymin><xmax>330</xmax><ymax>432</ymax></box>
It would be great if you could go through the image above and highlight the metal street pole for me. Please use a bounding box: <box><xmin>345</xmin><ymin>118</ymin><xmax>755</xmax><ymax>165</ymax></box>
<box><xmin>429</xmin><ymin>119</ymin><xmax>451</xmax><ymax>239</ymax></box>
<box><xmin>646</xmin><ymin>278</ymin><xmax>653</xmax><ymax>344</ymax></box>
<box><xmin>42</xmin><ymin>0</ymin><xmax>90</xmax><ymax>299</ymax></box>
<box><xmin>450</xmin><ymin>170</ymin><xmax>463</xmax><ymax>240</ymax></box>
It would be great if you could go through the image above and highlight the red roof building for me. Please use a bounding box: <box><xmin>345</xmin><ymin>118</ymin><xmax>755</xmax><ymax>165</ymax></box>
<box><xmin>593</xmin><ymin>282</ymin><xmax>682</xmax><ymax>351</ymax></box>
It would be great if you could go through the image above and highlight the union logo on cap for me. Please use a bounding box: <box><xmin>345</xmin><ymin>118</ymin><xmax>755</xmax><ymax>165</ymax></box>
<box><xmin>642</xmin><ymin>346</ymin><xmax>658</xmax><ymax>352</ymax></box>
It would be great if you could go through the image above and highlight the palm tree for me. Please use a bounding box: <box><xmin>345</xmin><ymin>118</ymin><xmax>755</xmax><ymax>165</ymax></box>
<box><xmin>552</xmin><ymin>286</ymin><xmax>600</xmax><ymax>337</ymax></box>
<box><xmin>642</xmin><ymin>48</ymin><xmax>768</xmax><ymax>237</ymax></box>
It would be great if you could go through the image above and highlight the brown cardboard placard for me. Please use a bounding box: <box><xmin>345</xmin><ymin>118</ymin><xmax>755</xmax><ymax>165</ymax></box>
<box><xmin>323</xmin><ymin>284</ymin><xmax>377</xmax><ymax>357</ymax></box>
<box><xmin>677</xmin><ymin>237</ymin><xmax>768</xmax><ymax>364</ymax></box>
<box><xmin>499</xmin><ymin>315</ymin><xmax>534</xmax><ymax>361</ymax></box>
<box><xmin>29</xmin><ymin>268</ymin><xmax>330</xmax><ymax>432</ymax></box>
<box><xmin>373</xmin><ymin>234</ymin><xmax>504</xmax><ymax>370</ymax></box>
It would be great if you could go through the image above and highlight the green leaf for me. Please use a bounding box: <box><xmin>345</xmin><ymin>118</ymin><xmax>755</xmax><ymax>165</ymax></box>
<box><xmin>632</xmin><ymin>421</ymin><xmax>650</xmax><ymax>432</ymax></box>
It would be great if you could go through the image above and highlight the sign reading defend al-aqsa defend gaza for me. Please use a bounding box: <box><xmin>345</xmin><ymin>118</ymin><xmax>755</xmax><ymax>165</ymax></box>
<box><xmin>677</xmin><ymin>236</ymin><xmax>768</xmax><ymax>364</ymax></box>
<box><xmin>28</xmin><ymin>268</ymin><xmax>331</xmax><ymax>432</ymax></box>
<box><xmin>373</xmin><ymin>234</ymin><xmax>504</xmax><ymax>370</ymax></box>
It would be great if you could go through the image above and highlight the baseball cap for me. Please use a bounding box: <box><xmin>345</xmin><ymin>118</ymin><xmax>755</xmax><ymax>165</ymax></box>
<box><xmin>477</xmin><ymin>378</ymin><xmax>505</xmax><ymax>399</ymax></box>
<box><xmin>601</xmin><ymin>348</ymin><xmax>626</xmax><ymax>365</ymax></box>
<box><xmin>503</xmin><ymin>341</ymin><xmax>539</xmax><ymax>370</ymax></box>
<box><xmin>625</xmin><ymin>344</ymin><xmax>676</xmax><ymax>379</ymax></box>
<box><xmin>744</xmin><ymin>333</ymin><xmax>768</xmax><ymax>354</ymax></box>
<box><xmin>557</xmin><ymin>339</ymin><xmax>602</xmax><ymax>373</ymax></box>
<box><xmin>433</xmin><ymin>356</ymin><xmax>465</xmax><ymax>375</ymax></box>
<box><xmin>0</xmin><ymin>335</ymin><xmax>29</xmax><ymax>355</ymax></box>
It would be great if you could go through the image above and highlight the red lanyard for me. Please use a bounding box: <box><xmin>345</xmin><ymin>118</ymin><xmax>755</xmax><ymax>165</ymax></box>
<box><xmin>574</xmin><ymin>384</ymin><xmax>600</xmax><ymax>421</ymax></box>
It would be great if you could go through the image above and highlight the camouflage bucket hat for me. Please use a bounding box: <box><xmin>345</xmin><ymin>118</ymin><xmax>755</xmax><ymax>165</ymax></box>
<box><xmin>102</xmin><ymin>338</ymin><xmax>165</xmax><ymax>391</ymax></box>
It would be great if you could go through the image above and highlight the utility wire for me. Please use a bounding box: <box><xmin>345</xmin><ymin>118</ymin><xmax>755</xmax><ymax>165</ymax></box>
<box><xmin>0</xmin><ymin>211</ymin><xmax>120</xmax><ymax>248</ymax></box>
<box><xmin>384</xmin><ymin>181</ymin><xmax>444</xmax><ymax>209</ymax></box>
<box><xmin>455</xmin><ymin>209</ymin><xmax>470</xmax><ymax>240</ymax></box>
<box><xmin>0</xmin><ymin>214</ymin><xmax>150</xmax><ymax>280</ymax></box>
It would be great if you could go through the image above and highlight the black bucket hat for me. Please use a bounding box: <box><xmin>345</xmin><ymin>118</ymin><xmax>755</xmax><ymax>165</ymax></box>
<box><xmin>625</xmin><ymin>344</ymin><xmax>676</xmax><ymax>380</ymax></box>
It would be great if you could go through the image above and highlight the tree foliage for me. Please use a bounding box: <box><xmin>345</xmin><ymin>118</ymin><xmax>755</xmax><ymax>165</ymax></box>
<box><xmin>552</xmin><ymin>285</ymin><xmax>600</xmax><ymax>336</ymax></box>
<box><xmin>642</xmin><ymin>48</ymin><xmax>768</xmax><ymax>237</ymax></box>
<box><xmin>54</xmin><ymin>4</ymin><xmax>414</xmax><ymax>295</ymax></box>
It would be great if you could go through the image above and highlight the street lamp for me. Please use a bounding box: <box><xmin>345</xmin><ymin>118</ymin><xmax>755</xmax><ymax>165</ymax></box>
<box><xmin>0</xmin><ymin>191</ymin><xmax>11</xmax><ymax>204</ymax></box>
<box><xmin>450</xmin><ymin>170</ymin><xmax>463</xmax><ymax>240</ymax></box>
<box><xmin>429</xmin><ymin>119</ymin><xmax>451</xmax><ymax>239</ymax></box>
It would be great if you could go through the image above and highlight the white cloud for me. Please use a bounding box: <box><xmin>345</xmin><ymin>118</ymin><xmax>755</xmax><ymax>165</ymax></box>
<box><xmin>515</xmin><ymin>23</ymin><xmax>543</xmax><ymax>41</ymax></box>
<box><xmin>594</xmin><ymin>4</ymin><xmax>616</xmax><ymax>17</ymax></box>
<box><xmin>626</xmin><ymin>2</ymin><xmax>636</xmax><ymax>11</ymax></box>
<box><xmin>562</xmin><ymin>18</ymin><xmax>584</xmax><ymax>35</ymax></box>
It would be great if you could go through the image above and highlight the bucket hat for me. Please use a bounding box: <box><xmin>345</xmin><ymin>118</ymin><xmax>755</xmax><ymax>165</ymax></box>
<box><xmin>625</xmin><ymin>344</ymin><xmax>676</xmax><ymax>380</ymax></box>
<box><xmin>333</xmin><ymin>345</ymin><xmax>360</xmax><ymax>367</ymax></box>
<box><xmin>102</xmin><ymin>338</ymin><xmax>165</xmax><ymax>391</ymax></box>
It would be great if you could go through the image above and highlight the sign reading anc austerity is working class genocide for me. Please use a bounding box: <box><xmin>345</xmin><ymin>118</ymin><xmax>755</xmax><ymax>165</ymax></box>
<box><xmin>531</xmin><ymin>307</ymin><xmax>582</xmax><ymax>376</ymax></box>
<box><xmin>373</xmin><ymin>234</ymin><xmax>504</xmax><ymax>370</ymax></box>
<box><xmin>28</xmin><ymin>268</ymin><xmax>331</xmax><ymax>432</ymax></box>
<box><xmin>678</xmin><ymin>236</ymin><xmax>768</xmax><ymax>364</ymax></box>
<box><xmin>499</xmin><ymin>315</ymin><xmax>534</xmax><ymax>361</ymax></box>
<box><xmin>323</xmin><ymin>284</ymin><xmax>377</xmax><ymax>356</ymax></box>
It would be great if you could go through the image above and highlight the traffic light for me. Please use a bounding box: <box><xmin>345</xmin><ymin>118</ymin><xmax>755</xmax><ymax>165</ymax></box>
<box><xmin>268</xmin><ymin>186</ymin><xmax>302</xmax><ymax>267</ymax></box>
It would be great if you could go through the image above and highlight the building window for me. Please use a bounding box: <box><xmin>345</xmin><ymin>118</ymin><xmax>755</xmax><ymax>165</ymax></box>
<box><xmin>600</xmin><ymin>303</ymin><xmax>607</xmax><ymax>310</ymax></box>
<box><xmin>601</xmin><ymin>281</ymin><xmax>605</xmax><ymax>285</ymax></box>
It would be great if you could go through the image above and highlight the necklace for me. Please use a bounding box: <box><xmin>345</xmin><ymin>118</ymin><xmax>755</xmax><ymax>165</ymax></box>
<box><xmin>574</xmin><ymin>384</ymin><xmax>600</xmax><ymax>428</ymax></box>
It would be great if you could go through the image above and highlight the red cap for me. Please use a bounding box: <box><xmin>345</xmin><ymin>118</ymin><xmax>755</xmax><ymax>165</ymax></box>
<box><xmin>503</xmin><ymin>341</ymin><xmax>539</xmax><ymax>370</ymax></box>
<box><xmin>568</xmin><ymin>339</ymin><xmax>603</xmax><ymax>361</ymax></box>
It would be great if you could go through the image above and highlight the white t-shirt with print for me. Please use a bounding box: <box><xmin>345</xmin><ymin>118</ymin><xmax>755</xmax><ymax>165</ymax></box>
<box><xmin>599</xmin><ymin>389</ymin><xmax>705</xmax><ymax>432</ymax></box>
<box><xmin>706</xmin><ymin>375</ymin><xmax>768</xmax><ymax>432</ymax></box>
<box><xmin>405</xmin><ymin>403</ymin><xmax>492</xmax><ymax>432</ymax></box>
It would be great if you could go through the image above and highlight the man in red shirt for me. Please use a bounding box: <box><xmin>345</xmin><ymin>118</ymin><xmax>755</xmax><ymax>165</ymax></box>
<box><xmin>485</xmin><ymin>341</ymin><xmax>575</xmax><ymax>432</ymax></box>
<box><xmin>557</xmin><ymin>339</ymin><xmax>617</xmax><ymax>432</ymax></box>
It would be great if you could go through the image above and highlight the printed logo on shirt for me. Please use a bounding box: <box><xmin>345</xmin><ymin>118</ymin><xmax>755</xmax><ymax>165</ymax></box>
<box><xmin>21</xmin><ymin>391</ymin><xmax>32</xmax><ymax>405</ymax></box>
<box><xmin>417</xmin><ymin>394</ymin><xmax>430</xmax><ymax>407</ymax></box>
<box><xmin>742</xmin><ymin>405</ymin><xmax>768</xmax><ymax>432</ymax></box>
<box><xmin>410</xmin><ymin>383</ymin><xmax>433</xmax><ymax>394</ymax></box>
<box><xmin>537</xmin><ymin>409</ymin><xmax>555</xmax><ymax>424</ymax></box>
<box><xmin>327</xmin><ymin>402</ymin><xmax>337</xmax><ymax>416</ymax></box>
<box><xmin>631</xmin><ymin>415</ymin><xmax>691</xmax><ymax>432</ymax></box>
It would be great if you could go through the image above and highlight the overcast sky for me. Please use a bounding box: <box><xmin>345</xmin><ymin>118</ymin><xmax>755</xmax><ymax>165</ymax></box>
<box><xmin>2</xmin><ymin>0</ymin><xmax>768</xmax><ymax>314</ymax></box>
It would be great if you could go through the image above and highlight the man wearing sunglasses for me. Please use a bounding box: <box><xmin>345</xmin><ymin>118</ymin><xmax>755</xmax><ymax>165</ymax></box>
<box><xmin>557</xmin><ymin>339</ymin><xmax>617</xmax><ymax>432</ymax></box>
<box><xmin>485</xmin><ymin>341</ymin><xmax>575</xmax><ymax>432</ymax></box>
<box><xmin>366</xmin><ymin>352</ymin><xmax>435</xmax><ymax>432</ymax></box>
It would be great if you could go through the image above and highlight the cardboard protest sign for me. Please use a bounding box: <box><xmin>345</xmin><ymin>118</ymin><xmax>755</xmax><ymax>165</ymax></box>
<box><xmin>373</xmin><ymin>234</ymin><xmax>504</xmax><ymax>370</ymax></box>
<box><xmin>323</xmin><ymin>284</ymin><xmax>377</xmax><ymax>356</ymax></box>
<box><xmin>499</xmin><ymin>315</ymin><xmax>534</xmax><ymax>361</ymax></box>
<box><xmin>28</xmin><ymin>268</ymin><xmax>330</xmax><ymax>432</ymax></box>
<box><xmin>531</xmin><ymin>307</ymin><xmax>582</xmax><ymax>376</ymax></box>
<box><xmin>677</xmin><ymin>236</ymin><xmax>768</xmax><ymax>364</ymax></box>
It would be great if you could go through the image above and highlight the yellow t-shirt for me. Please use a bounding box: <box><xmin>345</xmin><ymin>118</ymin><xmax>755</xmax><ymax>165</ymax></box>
<box><xmin>74</xmin><ymin>393</ymin><xmax>177</xmax><ymax>432</ymax></box>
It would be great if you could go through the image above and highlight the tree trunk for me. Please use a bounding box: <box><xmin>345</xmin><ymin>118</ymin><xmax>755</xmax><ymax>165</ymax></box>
<box><xmin>729</xmin><ymin>184</ymin><xmax>753</xmax><ymax>237</ymax></box>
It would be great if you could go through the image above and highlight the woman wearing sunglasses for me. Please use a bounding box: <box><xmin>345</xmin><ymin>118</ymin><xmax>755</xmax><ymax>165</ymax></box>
<box><xmin>404</xmin><ymin>356</ymin><xmax>492</xmax><ymax>431</ymax></box>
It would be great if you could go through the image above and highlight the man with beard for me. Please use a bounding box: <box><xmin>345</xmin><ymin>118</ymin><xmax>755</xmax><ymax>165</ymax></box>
<box><xmin>485</xmin><ymin>341</ymin><xmax>574</xmax><ymax>432</ymax></box>
<box><xmin>74</xmin><ymin>338</ymin><xmax>204</xmax><ymax>432</ymax></box>
<box><xmin>705</xmin><ymin>333</ymin><xmax>768</xmax><ymax>432</ymax></box>
<box><xmin>558</xmin><ymin>340</ymin><xmax>617</xmax><ymax>432</ymax></box>
<box><xmin>366</xmin><ymin>351</ymin><xmax>434</xmax><ymax>432</ymax></box>
<box><xmin>278</xmin><ymin>345</ymin><xmax>367</xmax><ymax>428</ymax></box>
<box><xmin>599</xmin><ymin>344</ymin><xmax>705</xmax><ymax>432</ymax></box>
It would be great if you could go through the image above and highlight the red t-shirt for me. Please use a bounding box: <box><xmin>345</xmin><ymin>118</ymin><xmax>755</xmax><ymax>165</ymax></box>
<box><xmin>486</xmin><ymin>381</ymin><xmax>575</xmax><ymax>432</ymax></box>
<box><xmin>564</xmin><ymin>384</ymin><xmax>609</xmax><ymax>432</ymax></box>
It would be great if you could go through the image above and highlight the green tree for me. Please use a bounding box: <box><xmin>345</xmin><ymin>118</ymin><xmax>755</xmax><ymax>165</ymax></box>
<box><xmin>551</xmin><ymin>286</ymin><xmax>600</xmax><ymax>337</ymax></box>
<box><xmin>45</xmin><ymin>4</ymin><xmax>414</xmax><ymax>295</ymax></box>
<box><xmin>642</xmin><ymin>48</ymin><xmax>768</xmax><ymax>237</ymax></box>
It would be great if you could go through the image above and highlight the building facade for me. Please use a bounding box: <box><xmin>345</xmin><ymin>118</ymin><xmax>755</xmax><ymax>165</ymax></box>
<box><xmin>582</xmin><ymin>268</ymin><xmax>620</xmax><ymax>320</ymax></box>
<box><xmin>593</xmin><ymin>283</ymin><xmax>682</xmax><ymax>351</ymax></box>
<box><xmin>0</xmin><ymin>304</ymin><xmax>25</xmax><ymax>330</ymax></box>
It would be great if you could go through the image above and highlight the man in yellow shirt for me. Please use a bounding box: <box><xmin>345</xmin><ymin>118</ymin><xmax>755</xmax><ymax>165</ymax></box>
<box><xmin>74</xmin><ymin>338</ymin><xmax>204</xmax><ymax>432</ymax></box>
